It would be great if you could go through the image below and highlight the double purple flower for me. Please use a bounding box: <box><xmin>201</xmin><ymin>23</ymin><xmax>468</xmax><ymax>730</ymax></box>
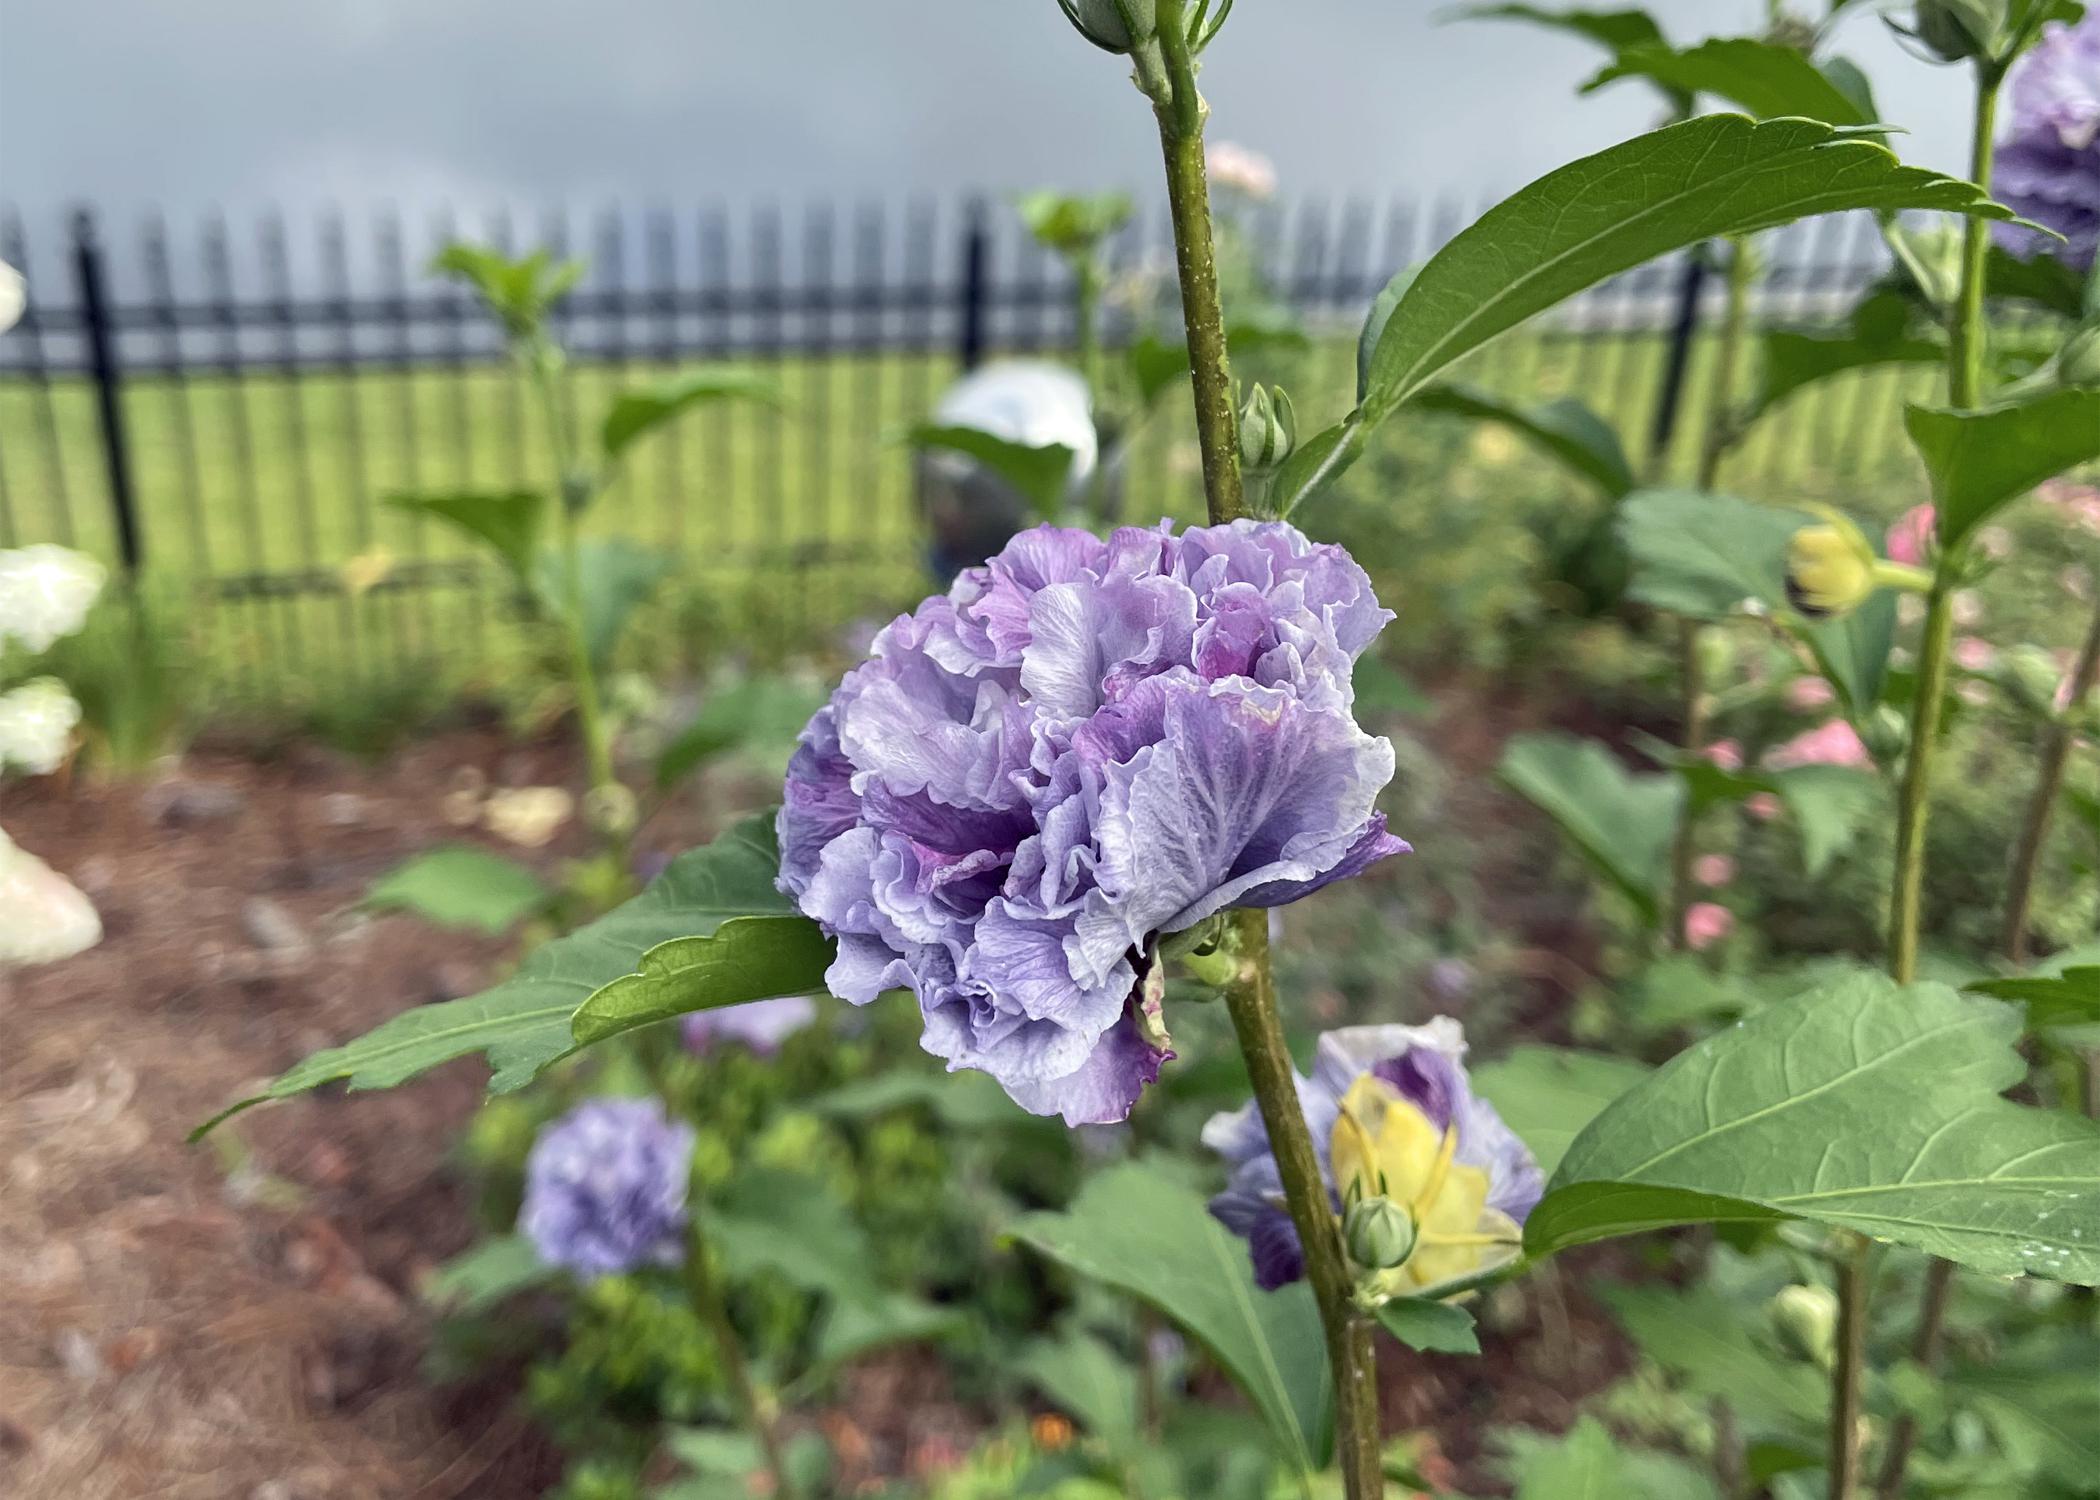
<box><xmin>1205</xmin><ymin>1021</ymin><xmax>1542</xmax><ymax>1293</ymax></box>
<box><xmin>778</xmin><ymin>520</ymin><xmax>1405</xmax><ymax>1125</ymax></box>
<box><xmin>520</xmin><ymin>1097</ymin><xmax>695</xmax><ymax>1279</ymax></box>
<box><xmin>1994</xmin><ymin>11</ymin><xmax>2100</xmax><ymax>271</ymax></box>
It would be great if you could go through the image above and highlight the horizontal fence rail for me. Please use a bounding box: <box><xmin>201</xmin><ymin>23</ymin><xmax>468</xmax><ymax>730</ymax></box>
<box><xmin>0</xmin><ymin>195</ymin><xmax>1960</xmax><ymax>707</ymax></box>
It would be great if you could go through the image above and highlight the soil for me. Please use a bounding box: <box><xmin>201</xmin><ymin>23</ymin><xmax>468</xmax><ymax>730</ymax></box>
<box><xmin>0</xmin><ymin>683</ymin><xmax>1645</xmax><ymax>1500</ymax></box>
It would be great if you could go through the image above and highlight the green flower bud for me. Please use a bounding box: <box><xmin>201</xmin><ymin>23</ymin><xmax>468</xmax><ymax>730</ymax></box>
<box><xmin>1861</xmin><ymin>703</ymin><xmax>1911</xmax><ymax>765</ymax></box>
<box><xmin>1342</xmin><ymin>1195</ymin><xmax>1418</xmax><ymax>1272</ymax></box>
<box><xmin>1786</xmin><ymin>522</ymin><xmax>1878</xmax><ymax>619</ymax></box>
<box><xmin>1771</xmin><ymin>1283</ymin><xmax>1840</xmax><ymax>1369</ymax></box>
<box><xmin>1238</xmin><ymin>383</ymin><xmax>1296</xmax><ymax>473</ymax></box>
<box><xmin>1997</xmin><ymin>643</ymin><xmax>2071</xmax><ymax>719</ymax></box>
<box><xmin>2059</xmin><ymin>325</ymin><xmax>2100</xmax><ymax>390</ymax></box>
<box><xmin>1912</xmin><ymin>0</ymin><xmax>2003</xmax><ymax>61</ymax></box>
<box><xmin>1057</xmin><ymin>0</ymin><xmax>1156</xmax><ymax>51</ymax></box>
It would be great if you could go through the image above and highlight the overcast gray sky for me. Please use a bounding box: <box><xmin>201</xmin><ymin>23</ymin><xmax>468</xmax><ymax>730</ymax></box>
<box><xmin>1</xmin><ymin>0</ymin><xmax>1974</xmax><ymax>227</ymax></box>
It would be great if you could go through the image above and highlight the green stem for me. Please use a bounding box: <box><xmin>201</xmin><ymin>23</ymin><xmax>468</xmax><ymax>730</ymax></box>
<box><xmin>1075</xmin><ymin>253</ymin><xmax>1102</xmax><ymax>399</ymax></box>
<box><xmin>1144</xmin><ymin>12</ymin><xmax>1378</xmax><ymax>1490</ymax></box>
<box><xmin>2002</xmin><ymin>595</ymin><xmax>2100</xmax><ymax>962</ymax></box>
<box><xmin>1872</xmin><ymin>1257</ymin><xmax>1955</xmax><ymax>1500</ymax></box>
<box><xmin>1221</xmin><ymin>911</ymin><xmax>1385</xmax><ymax>1499</ymax></box>
<box><xmin>1667</xmin><ymin>236</ymin><xmax>1755</xmax><ymax>947</ymax></box>
<box><xmin>684</xmin><ymin>1222</ymin><xmax>797</xmax><ymax>1500</ymax></box>
<box><xmin>1828</xmin><ymin>1235</ymin><xmax>1872</xmax><ymax>1500</ymax></box>
<box><xmin>1947</xmin><ymin>67</ymin><xmax>2004</xmax><ymax>415</ymax></box>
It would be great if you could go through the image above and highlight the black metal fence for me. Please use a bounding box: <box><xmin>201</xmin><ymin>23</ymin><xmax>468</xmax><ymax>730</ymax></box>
<box><xmin>0</xmin><ymin>197</ymin><xmax>1923</xmax><ymax>706</ymax></box>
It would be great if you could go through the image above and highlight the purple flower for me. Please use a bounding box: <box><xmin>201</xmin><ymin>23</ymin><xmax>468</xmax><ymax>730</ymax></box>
<box><xmin>519</xmin><ymin>1097</ymin><xmax>695</xmax><ymax>1279</ymax></box>
<box><xmin>1204</xmin><ymin>1020</ymin><xmax>1541</xmax><ymax>1295</ymax></box>
<box><xmin>682</xmin><ymin>995</ymin><xmax>819</xmax><ymax>1055</ymax></box>
<box><xmin>1993</xmin><ymin>11</ymin><xmax>2100</xmax><ymax>270</ymax></box>
<box><xmin>779</xmin><ymin>520</ymin><xmax>1404</xmax><ymax>1126</ymax></box>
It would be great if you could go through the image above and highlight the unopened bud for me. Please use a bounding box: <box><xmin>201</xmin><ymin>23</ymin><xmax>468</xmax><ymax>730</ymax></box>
<box><xmin>1786</xmin><ymin>522</ymin><xmax>1878</xmax><ymax>619</ymax></box>
<box><xmin>1342</xmin><ymin>1196</ymin><xmax>1418</xmax><ymax>1272</ymax></box>
<box><xmin>582</xmin><ymin>782</ymin><xmax>639</xmax><ymax>838</ymax></box>
<box><xmin>1912</xmin><ymin>0</ymin><xmax>2003</xmax><ymax>61</ymax></box>
<box><xmin>1058</xmin><ymin>0</ymin><xmax>1157</xmax><ymax>51</ymax></box>
<box><xmin>1771</xmin><ymin>1283</ymin><xmax>1840</xmax><ymax>1369</ymax></box>
<box><xmin>1238</xmin><ymin>383</ymin><xmax>1296</xmax><ymax>473</ymax></box>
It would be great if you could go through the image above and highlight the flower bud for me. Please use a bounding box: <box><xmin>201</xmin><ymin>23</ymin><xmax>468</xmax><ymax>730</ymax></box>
<box><xmin>1912</xmin><ymin>0</ymin><xmax>2003</xmax><ymax>61</ymax></box>
<box><xmin>1786</xmin><ymin>521</ymin><xmax>1878</xmax><ymax>619</ymax></box>
<box><xmin>1770</xmin><ymin>1283</ymin><xmax>1840</xmax><ymax>1369</ymax></box>
<box><xmin>2059</xmin><ymin>325</ymin><xmax>2100</xmax><ymax>390</ymax></box>
<box><xmin>1238</xmin><ymin>383</ymin><xmax>1296</xmax><ymax>473</ymax></box>
<box><xmin>1998</xmin><ymin>643</ymin><xmax>2072</xmax><ymax>719</ymax></box>
<box><xmin>1342</xmin><ymin>1195</ymin><xmax>1418</xmax><ymax>1272</ymax></box>
<box><xmin>1058</xmin><ymin>0</ymin><xmax>1156</xmax><ymax>51</ymax></box>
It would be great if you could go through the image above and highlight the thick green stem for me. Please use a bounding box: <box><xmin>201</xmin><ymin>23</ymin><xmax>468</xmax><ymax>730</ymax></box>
<box><xmin>1828</xmin><ymin>1236</ymin><xmax>1872</xmax><ymax>1500</ymax></box>
<box><xmin>2002</xmin><ymin>596</ymin><xmax>2100</xmax><ymax>962</ymax></box>
<box><xmin>1667</xmin><ymin>237</ymin><xmax>1755</xmax><ymax>946</ymax></box>
<box><xmin>684</xmin><ymin>1223</ymin><xmax>797</xmax><ymax>1500</ymax></box>
<box><xmin>1222</xmin><ymin>911</ymin><xmax>1385</xmax><ymax>1499</ymax></box>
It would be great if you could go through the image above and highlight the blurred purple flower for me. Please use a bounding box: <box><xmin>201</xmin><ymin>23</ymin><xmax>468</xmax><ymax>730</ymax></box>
<box><xmin>682</xmin><ymin>995</ymin><xmax>819</xmax><ymax>1055</ymax></box>
<box><xmin>1993</xmin><ymin>12</ymin><xmax>2100</xmax><ymax>270</ymax></box>
<box><xmin>519</xmin><ymin>1097</ymin><xmax>694</xmax><ymax>1279</ymax></box>
<box><xmin>1204</xmin><ymin>1020</ymin><xmax>1541</xmax><ymax>1293</ymax></box>
<box><xmin>779</xmin><ymin>520</ymin><xmax>1404</xmax><ymax>1126</ymax></box>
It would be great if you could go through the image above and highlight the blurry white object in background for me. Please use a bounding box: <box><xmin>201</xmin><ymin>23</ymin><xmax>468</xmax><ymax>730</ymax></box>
<box><xmin>0</xmin><ymin>260</ymin><xmax>22</xmax><ymax>335</ymax></box>
<box><xmin>0</xmin><ymin>545</ymin><xmax>108</xmax><ymax>654</ymax></box>
<box><xmin>920</xmin><ymin>360</ymin><xmax>1098</xmax><ymax>575</ymax></box>
<box><xmin>0</xmin><ymin>678</ymin><xmax>83</xmax><ymax>776</ymax></box>
<box><xmin>0</xmin><ymin>826</ymin><xmax>103</xmax><ymax>966</ymax></box>
<box><xmin>1206</xmin><ymin>141</ymin><xmax>1278</xmax><ymax>199</ymax></box>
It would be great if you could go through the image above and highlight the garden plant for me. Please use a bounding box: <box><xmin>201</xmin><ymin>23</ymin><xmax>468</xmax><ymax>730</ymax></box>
<box><xmin>184</xmin><ymin>1</ymin><xmax>2100</xmax><ymax>1496</ymax></box>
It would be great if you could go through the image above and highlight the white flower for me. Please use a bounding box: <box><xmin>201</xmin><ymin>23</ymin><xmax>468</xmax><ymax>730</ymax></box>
<box><xmin>0</xmin><ymin>260</ymin><xmax>22</xmax><ymax>336</ymax></box>
<box><xmin>0</xmin><ymin>545</ymin><xmax>106</xmax><ymax>653</ymax></box>
<box><xmin>0</xmin><ymin>677</ymin><xmax>81</xmax><ymax>775</ymax></box>
<box><xmin>1206</xmin><ymin>141</ymin><xmax>1278</xmax><ymax>199</ymax></box>
<box><xmin>483</xmin><ymin>785</ymin><xmax>574</xmax><ymax>847</ymax></box>
<box><xmin>0</xmin><ymin>826</ymin><xmax>102</xmax><ymax>965</ymax></box>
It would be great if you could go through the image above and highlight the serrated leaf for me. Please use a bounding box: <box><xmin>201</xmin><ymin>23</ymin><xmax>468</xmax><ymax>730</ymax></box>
<box><xmin>1526</xmin><ymin>969</ymin><xmax>2100</xmax><ymax>1282</ymax></box>
<box><xmin>1967</xmin><ymin>966</ymin><xmax>2100</xmax><ymax>1030</ymax></box>
<box><xmin>1501</xmin><ymin>1417</ymin><xmax>1640</xmax><ymax>1500</ymax></box>
<box><xmin>1472</xmin><ymin>1046</ymin><xmax>1651</xmax><ymax>1177</ymax></box>
<box><xmin>1456</xmin><ymin>4</ymin><xmax>1691</xmax><ymax>109</ymax></box>
<box><xmin>909</xmin><ymin>423</ymin><xmax>1077</xmax><ymax>523</ymax></box>
<box><xmin>1373</xmin><ymin>1298</ymin><xmax>1480</xmax><ymax>1354</ymax></box>
<box><xmin>364</xmin><ymin>846</ymin><xmax>549</xmax><ymax>935</ymax></box>
<box><xmin>1583</xmin><ymin>39</ymin><xmax>1873</xmax><ymax>125</ymax></box>
<box><xmin>1362</xmin><ymin>115</ymin><xmax>2010</xmax><ymax>420</ymax></box>
<box><xmin>1498</xmin><ymin>732</ymin><xmax>1684</xmax><ymax>920</ymax></box>
<box><xmin>569</xmin><ymin>915</ymin><xmax>833</xmax><ymax>1045</ymax></box>
<box><xmin>196</xmin><ymin>814</ymin><xmax>794</xmax><ymax>1134</ymax></box>
<box><xmin>1907</xmin><ymin>391</ymin><xmax>2100</xmax><ymax>550</ymax></box>
<box><xmin>1008</xmin><ymin>1161</ymin><xmax>1333</xmax><ymax>1475</ymax></box>
<box><xmin>601</xmin><ymin>367</ymin><xmax>777</xmax><ymax>461</ymax></box>
<box><xmin>387</xmin><ymin>490</ymin><xmax>545</xmax><ymax>582</ymax></box>
<box><xmin>1415</xmin><ymin>382</ymin><xmax>1636</xmax><ymax>497</ymax></box>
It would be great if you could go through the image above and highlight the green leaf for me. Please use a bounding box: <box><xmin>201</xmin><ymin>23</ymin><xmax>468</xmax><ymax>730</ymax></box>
<box><xmin>1268</xmin><ymin>415</ymin><xmax>1367</xmax><ymax>518</ymax></box>
<box><xmin>1019</xmin><ymin>1332</ymin><xmax>1142</xmax><ymax>1452</ymax></box>
<box><xmin>1805</xmin><ymin>591</ymin><xmax>1897</xmax><ymax>720</ymax></box>
<box><xmin>815</xmin><ymin>1069</ymin><xmax>1050</xmax><ymax>1132</ymax></box>
<box><xmin>1582</xmin><ymin>39</ymin><xmax>1874</xmax><ymax>125</ymax></box>
<box><xmin>1455</xmin><ymin>4</ymin><xmax>1690</xmax><ymax>109</ymax></box>
<box><xmin>1414</xmin><ymin>382</ymin><xmax>1635</xmax><ymax>497</ymax></box>
<box><xmin>1600</xmin><ymin>1284</ymin><xmax>1825</xmax><ymax>1433</ymax></box>
<box><xmin>1502</xmin><ymin>1417</ymin><xmax>1640</xmax><ymax>1500</ymax></box>
<box><xmin>1498</xmin><ymin>732</ymin><xmax>1684</xmax><ymax>920</ymax></box>
<box><xmin>533</xmin><ymin>538</ymin><xmax>675</xmax><ymax>667</ymax></box>
<box><xmin>1526</xmin><ymin>969</ymin><xmax>2100</xmax><ymax>1283</ymax></box>
<box><xmin>1130</xmin><ymin>317</ymin><xmax>1311</xmax><ymax>409</ymax></box>
<box><xmin>1472</xmin><ymin>1046</ymin><xmax>1651</xmax><ymax>1178</ymax></box>
<box><xmin>1373</xmin><ymin>1299</ymin><xmax>1480</xmax><ymax>1355</ymax></box>
<box><xmin>655</xmin><ymin>675</ymin><xmax>828</xmax><ymax>787</ymax></box>
<box><xmin>1362</xmin><ymin>115</ymin><xmax>2010</xmax><ymax>419</ymax></box>
<box><xmin>431</xmin><ymin>243</ymin><xmax>582</xmax><ymax>336</ymax></box>
<box><xmin>1748</xmin><ymin>328</ymin><xmax>1945</xmax><ymax>426</ymax></box>
<box><xmin>600</xmin><ymin>367</ymin><xmax>777</xmax><ymax>462</ymax></box>
<box><xmin>1953</xmin><ymin>1357</ymin><xmax>2100</xmax><ymax>1491</ymax></box>
<box><xmin>387</xmin><ymin>490</ymin><xmax>545</xmax><ymax>582</ymax></box>
<box><xmin>1988</xmin><ymin>243</ymin><xmax>2087</xmax><ymax>318</ymax></box>
<box><xmin>196</xmin><ymin>813</ymin><xmax>794</xmax><ymax>1134</ymax></box>
<box><xmin>1967</xmin><ymin>967</ymin><xmax>2100</xmax><ymax>1030</ymax></box>
<box><xmin>364</xmin><ymin>846</ymin><xmax>549</xmax><ymax>935</ymax></box>
<box><xmin>1008</xmin><ymin>1161</ymin><xmax>1333</xmax><ymax>1474</ymax></box>
<box><xmin>1767</xmin><ymin>764</ymin><xmax>1881</xmax><ymax>877</ymax></box>
<box><xmin>1907</xmin><ymin>390</ymin><xmax>2100</xmax><ymax>550</ymax></box>
<box><xmin>1016</xmin><ymin>190</ymin><xmax>1135</xmax><ymax>257</ymax></box>
<box><xmin>423</xmin><ymin>1234</ymin><xmax>554</xmax><ymax>1313</ymax></box>
<box><xmin>569</xmin><ymin>915</ymin><xmax>833</xmax><ymax>1046</ymax></box>
<box><xmin>909</xmin><ymin>422</ymin><xmax>1077</xmax><ymax>523</ymax></box>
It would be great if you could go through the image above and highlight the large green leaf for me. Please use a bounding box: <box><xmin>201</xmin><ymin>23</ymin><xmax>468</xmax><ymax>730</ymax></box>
<box><xmin>1526</xmin><ymin>969</ymin><xmax>2100</xmax><ymax>1282</ymax></box>
<box><xmin>1472</xmin><ymin>1046</ymin><xmax>1651</xmax><ymax>1177</ymax></box>
<box><xmin>1008</xmin><ymin>1161</ymin><xmax>1333</xmax><ymax>1474</ymax></box>
<box><xmin>387</xmin><ymin>490</ymin><xmax>545</xmax><ymax>581</ymax></box>
<box><xmin>364</xmin><ymin>845</ymin><xmax>550</xmax><ymax>936</ymax></box>
<box><xmin>1414</xmin><ymin>383</ymin><xmax>1635</xmax><ymax>497</ymax></box>
<box><xmin>1455</xmin><ymin>3</ymin><xmax>1690</xmax><ymax>110</ymax></box>
<box><xmin>196</xmin><ymin>813</ymin><xmax>793</xmax><ymax>1134</ymax></box>
<box><xmin>1908</xmin><ymin>390</ymin><xmax>2100</xmax><ymax>549</ymax></box>
<box><xmin>569</xmin><ymin>915</ymin><xmax>833</xmax><ymax>1046</ymax></box>
<box><xmin>1019</xmin><ymin>1331</ymin><xmax>1142</xmax><ymax>1452</ymax></box>
<box><xmin>909</xmin><ymin>423</ymin><xmax>1077</xmax><ymax>523</ymax></box>
<box><xmin>1748</xmin><ymin>327</ymin><xmax>1945</xmax><ymax>426</ymax></box>
<box><xmin>1498</xmin><ymin>732</ymin><xmax>1684</xmax><ymax>920</ymax></box>
<box><xmin>1499</xmin><ymin>1418</ymin><xmax>1643</xmax><ymax>1500</ymax></box>
<box><xmin>1583</xmin><ymin>39</ymin><xmax>1874</xmax><ymax>125</ymax></box>
<box><xmin>600</xmin><ymin>367</ymin><xmax>777</xmax><ymax>462</ymax></box>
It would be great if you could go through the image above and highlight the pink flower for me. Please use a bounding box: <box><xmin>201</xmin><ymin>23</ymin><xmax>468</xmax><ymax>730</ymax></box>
<box><xmin>1746</xmin><ymin>793</ymin><xmax>1783</xmax><ymax>821</ymax></box>
<box><xmin>1684</xmin><ymin>902</ymin><xmax>1734</xmax><ymax>950</ymax></box>
<box><xmin>1785</xmin><ymin>677</ymin><xmax>1835</xmax><ymax>712</ymax></box>
<box><xmin>1766</xmin><ymin>719</ymin><xmax>1870</xmax><ymax>771</ymax></box>
<box><xmin>1953</xmin><ymin>637</ymin><xmax>1997</xmax><ymax>672</ymax></box>
<box><xmin>1885</xmin><ymin>505</ymin><xmax>1935</xmax><ymax>566</ymax></box>
<box><xmin>1693</xmin><ymin>853</ymin><xmax>1737</xmax><ymax>887</ymax></box>
<box><xmin>1704</xmin><ymin>739</ymin><xmax>1744</xmax><ymax>772</ymax></box>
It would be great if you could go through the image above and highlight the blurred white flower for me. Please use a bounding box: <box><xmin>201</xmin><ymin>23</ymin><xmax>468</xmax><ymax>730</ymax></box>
<box><xmin>0</xmin><ymin>545</ymin><xmax>106</xmax><ymax>653</ymax></box>
<box><xmin>1206</xmin><ymin>141</ymin><xmax>1278</xmax><ymax>199</ymax></box>
<box><xmin>0</xmin><ymin>261</ymin><xmax>22</xmax><ymax>335</ymax></box>
<box><xmin>484</xmin><ymin>785</ymin><xmax>573</xmax><ymax>847</ymax></box>
<box><xmin>0</xmin><ymin>826</ymin><xmax>101</xmax><ymax>965</ymax></box>
<box><xmin>0</xmin><ymin>677</ymin><xmax>81</xmax><ymax>775</ymax></box>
